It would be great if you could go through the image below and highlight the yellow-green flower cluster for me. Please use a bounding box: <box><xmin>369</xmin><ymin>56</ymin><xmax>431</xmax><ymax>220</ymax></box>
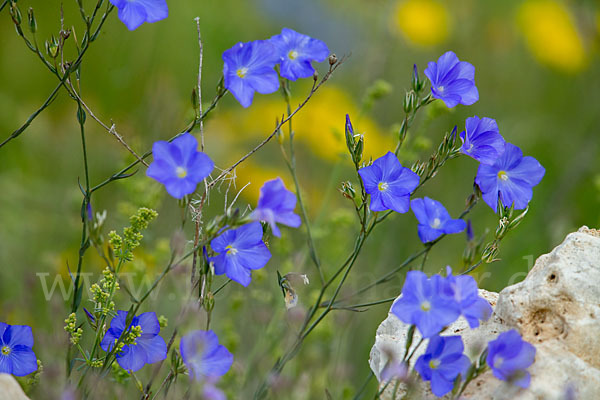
<box><xmin>91</xmin><ymin>267</ymin><xmax>118</xmax><ymax>315</ymax></box>
<box><xmin>64</xmin><ymin>313</ymin><xmax>83</xmax><ymax>345</ymax></box>
<box><xmin>113</xmin><ymin>325</ymin><xmax>143</xmax><ymax>355</ymax></box>
<box><xmin>109</xmin><ymin>207</ymin><xmax>158</xmax><ymax>262</ymax></box>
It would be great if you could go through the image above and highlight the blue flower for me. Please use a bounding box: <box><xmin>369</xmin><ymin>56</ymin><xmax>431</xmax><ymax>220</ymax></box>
<box><xmin>180</xmin><ymin>330</ymin><xmax>233</xmax><ymax>380</ymax></box>
<box><xmin>223</xmin><ymin>40</ymin><xmax>280</xmax><ymax>108</ymax></box>
<box><xmin>475</xmin><ymin>143</ymin><xmax>545</xmax><ymax>212</ymax></box>
<box><xmin>415</xmin><ymin>335</ymin><xmax>471</xmax><ymax>397</ymax></box>
<box><xmin>101</xmin><ymin>311</ymin><xmax>167</xmax><ymax>372</ymax></box>
<box><xmin>358</xmin><ymin>152</ymin><xmax>420</xmax><ymax>214</ymax></box>
<box><xmin>109</xmin><ymin>0</ymin><xmax>168</xmax><ymax>31</ymax></box>
<box><xmin>269</xmin><ymin>28</ymin><xmax>329</xmax><ymax>81</ymax></box>
<box><xmin>460</xmin><ymin>116</ymin><xmax>505</xmax><ymax>165</ymax></box>
<box><xmin>146</xmin><ymin>133</ymin><xmax>214</xmax><ymax>199</ymax></box>
<box><xmin>391</xmin><ymin>271</ymin><xmax>460</xmax><ymax>338</ymax></box>
<box><xmin>424</xmin><ymin>51</ymin><xmax>479</xmax><ymax>108</ymax></box>
<box><xmin>209</xmin><ymin>222</ymin><xmax>271</xmax><ymax>287</ymax></box>
<box><xmin>251</xmin><ymin>178</ymin><xmax>301</xmax><ymax>237</ymax></box>
<box><xmin>486</xmin><ymin>329</ymin><xmax>536</xmax><ymax>388</ymax></box>
<box><xmin>410</xmin><ymin>197</ymin><xmax>467</xmax><ymax>243</ymax></box>
<box><xmin>0</xmin><ymin>323</ymin><xmax>37</xmax><ymax>376</ymax></box>
<box><xmin>445</xmin><ymin>267</ymin><xmax>493</xmax><ymax>328</ymax></box>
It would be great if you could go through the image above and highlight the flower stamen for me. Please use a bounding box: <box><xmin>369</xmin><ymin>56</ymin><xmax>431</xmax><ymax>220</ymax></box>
<box><xmin>236</xmin><ymin>67</ymin><xmax>248</xmax><ymax>78</ymax></box>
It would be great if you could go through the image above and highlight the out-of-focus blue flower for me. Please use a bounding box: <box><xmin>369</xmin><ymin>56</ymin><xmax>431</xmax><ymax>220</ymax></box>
<box><xmin>202</xmin><ymin>381</ymin><xmax>226</xmax><ymax>400</ymax></box>
<box><xmin>380</xmin><ymin>360</ymin><xmax>408</xmax><ymax>382</ymax></box>
<box><xmin>445</xmin><ymin>267</ymin><xmax>493</xmax><ymax>328</ymax></box>
<box><xmin>460</xmin><ymin>116</ymin><xmax>505</xmax><ymax>165</ymax></box>
<box><xmin>209</xmin><ymin>222</ymin><xmax>271</xmax><ymax>287</ymax></box>
<box><xmin>391</xmin><ymin>271</ymin><xmax>460</xmax><ymax>338</ymax></box>
<box><xmin>424</xmin><ymin>51</ymin><xmax>479</xmax><ymax>108</ymax></box>
<box><xmin>101</xmin><ymin>311</ymin><xmax>167</xmax><ymax>372</ymax></box>
<box><xmin>410</xmin><ymin>197</ymin><xmax>466</xmax><ymax>243</ymax></box>
<box><xmin>486</xmin><ymin>329</ymin><xmax>536</xmax><ymax>388</ymax></box>
<box><xmin>269</xmin><ymin>28</ymin><xmax>329</xmax><ymax>81</ymax></box>
<box><xmin>415</xmin><ymin>335</ymin><xmax>471</xmax><ymax>397</ymax></box>
<box><xmin>223</xmin><ymin>41</ymin><xmax>280</xmax><ymax>107</ymax></box>
<box><xmin>109</xmin><ymin>0</ymin><xmax>168</xmax><ymax>31</ymax></box>
<box><xmin>0</xmin><ymin>323</ymin><xmax>37</xmax><ymax>376</ymax></box>
<box><xmin>358</xmin><ymin>152</ymin><xmax>420</xmax><ymax>214</ymax></box>
<box><xmin>146</xmin><ymin>133</ymin><xmax>214</xmax><ymax>199</ymax></box>
<box><xmin>180</xmin><ymin>330</ymin><xmax>233</xmax><ymax>381</ymax></box>
<box><xmin>475</xmin><ymin>143</ymin><xmax>545</xmax><ymax>212</ymax></box>
<box><xmin>251</xmin><ymin>178</ymin><xmax>301</xmax><ymax>237</ymax></box>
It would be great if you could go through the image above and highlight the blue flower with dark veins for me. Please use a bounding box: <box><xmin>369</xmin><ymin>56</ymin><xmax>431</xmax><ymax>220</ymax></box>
<box><xmin>424</xmin><ymin>51</ymin><xmax>479</xmax><ymax>108</ymax></box>
<box><xmin>223</xmin><ymin>40</ymin><xmax>280</xmax><ymax>107</ymax></box>
<box><xmin>415</xmin><ymin>335</ymin><xmax>471</xmax><ymax>397</ymax></box>
<box><xmin>411</xmin><ymin>197</ymin><xmax>467</xmax><ymax>243</ymax></box>
<box><xmin>460</xmin><ymin>116</ymin><xmax>505</xmax><ymax>165</ymax></box>
<box><xmin>209</xmin><ymin>222</ymin><xmax>271</xmax><ymax>287</ymax></box>
<box><xmin>487</xmin><ymin>329</ymin><xmax>536</xmax><ymax>388</ymax></box>
<box><xmin>391</xmin><ymin>271</ymin><xmax>460</xmax><ymax>338</ymax></box>
<box><xmin>109</xmin><ymin>0</ymin><xmax>168</xmax><ymax>31</ymax></box>
<box><xmin>270</xmin><ymin>28</ymin><xmax>329</xmax><ymax>81</ymax></box>
<box><xmin>358</xmin><ymin>152</ymin><xmax>420</xmax><ymax>214</ymax></box>
<box><xmin>475</xmin><ymin>143</ymin><xmax>545</xmax><ymax>212</ymax></box>
<box><xmin>101</xmin><ymin>311</ymin><xmax>167</xmax><ymax>372</ymax></box>
<box><xmin>0</xmin><ymin>323</ymin><xmax>37</xmax><ymax>376</ymax></box>
<box><xmin>146</xmin><ymin>133</ymin><xmax>214</xmax><ymax>199</ymax></box>
<box><xmin>251</xmin><ymin>178</ymin><xmax>301</xmax><ymax>237</ymax></box>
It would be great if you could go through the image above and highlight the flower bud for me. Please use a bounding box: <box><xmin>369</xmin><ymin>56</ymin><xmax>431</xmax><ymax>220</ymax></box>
<box><xmin>328</xmin><ymin>54</ymin><xmax>337</xmax><ymax>66</ymax></box>
<box><xmin>10</xmin><ymin>2</ymin><xmax>22</xmax><ymax>26</ymax></box>
<box><xmin>27</xmin><ymin>8</ymin><xmax>37</xmax><ymax>34</ymax></box>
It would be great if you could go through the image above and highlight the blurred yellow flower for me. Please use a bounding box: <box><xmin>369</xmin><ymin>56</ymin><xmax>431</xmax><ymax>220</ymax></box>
<box><xmin>209</xmin><ymin>85</ymin><xmax>393</xmax><ymax>163</ymax></box>
<box><xmin>393</xmin><ymin>0</ymin><xmax>450</xmax><ymax>47</ymax></box>
<box><xmin>517</xmin><ymin>0</ymin><xmax>587</xmax><ymax>72</ymax></box>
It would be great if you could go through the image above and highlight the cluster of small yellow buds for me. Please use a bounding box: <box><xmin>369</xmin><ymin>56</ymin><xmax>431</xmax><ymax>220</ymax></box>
<box><xmin>100</xmin><ymin>267</ymin><xmax>119</xmax><ymax>292</ymax></box>
<box><xmin>70</xmin><ymin>328</ymin><xmax>83</xmax><ymax>345</ymax></box>
<box><xmin>64</xmin><ymin>313</ymin><xmax>77</xmax><ymax>333</ymax></box>
<box><xmin>124</xmin><ymin>325</ymin><xmax>143</xmax><ymax>346</ymax></box>
<box><xmin>109</xmin><ymin>208</ymin><xmax>158</xmax><ymax>262</ymax></box>
<box><xmin>88</xmin><ymin>359</ymin><xmax>103</xmax><ymax>368</ymax></box>
<box><xmin>108</xmin><ymin>231</ymin><xmax>123</xmax><ymax>253</ymax></box>
<box><xmin>90</xmin><ymin>283</ymin><xmax>109</xmax><ymax>306</ymax></box>
<box><xmin>158</xmin><ymin>315</ymin><xmax>168</xmax><ymax>328</ymax></box>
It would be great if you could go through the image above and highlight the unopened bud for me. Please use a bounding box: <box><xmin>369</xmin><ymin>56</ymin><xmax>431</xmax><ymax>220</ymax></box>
<box><xmin>313</xmin><ymin>70</ymin><xmax>318</xmax><ymax>81</ymax></box>
<box><xmin>27</xmin><ymin>8</ymin><xmax>37</xmax><ymax>33</ymax></box>
<box><xmin>10</xmin><ymin>3</ymin><xmax>22</xmax><ymax>25</ymax></box>
<box><xmin>328</xmin><ymin>54</ymin><xmax>337</xmax><ymax>66</ymax></box>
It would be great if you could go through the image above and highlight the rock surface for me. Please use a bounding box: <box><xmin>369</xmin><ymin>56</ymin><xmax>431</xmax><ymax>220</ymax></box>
<box><xmin>0</xmin><ymin>374</ymin><xmax>30</xmax><ymax>400</ymax></box>
<box><xmin>369</xmin><ymin>226</ymin><xmax>600</xmax><ymax>399</ymax></box>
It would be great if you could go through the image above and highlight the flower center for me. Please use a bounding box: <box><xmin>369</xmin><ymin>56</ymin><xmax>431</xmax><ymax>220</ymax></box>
<box><xmin>175</xmin><ymin>166</ymin><xmax>187</xmax><ymax>179</ymax></box>
<box><xmin>437</xmin><ymin>85</ymin><xmax>445</xmax><ymax>93</ymax></box>
<box><xmin>288</xmin><ymin>50</ymin><xmax>299</xmax><ymax>60</ymax></box>
<box><xmin>430</xmin><ymin>218</ymin><xmax>442</xmax><ymax>229</ymax></box>
<box><xmin>226</xmin><ymin>245</ymin><xmax>238</xmax><ymax>255</ymax></box>
<box><xmin>494</xmin><ymin>356</ymin><xmax>504</xmax><ymax>368</ymax></box>
<box><xmin>467</xmin><ymin>143</ymin><xmax>474</xmax><ymax>152</ymax></box>
<box><xmin>497</xmin><ymin>170</ymin><xmax>509</xmax><ymax>181</ymax></box>
<box><xmin>378</xmin><ymin>182</ymin><xmax>389</xmax><ymax>192</ymax></box>
<box><xmin>1</xmin><ymin>346</ymin><xmax>10</xmax><ymax>356</ymax></box>
<box><xmin>429</xmin><ymin>359</ymin><xmax>441</xmax><ymax>370</ymax></box>
<box><xmin>420</xmin><ymin>300</ymin><xmax>431</xmax><ymax>312</ymax></box>
<box><xmin>236</xmin><ymin>67</ymin><xmax>248</xmax><ymax>78</ymax></box>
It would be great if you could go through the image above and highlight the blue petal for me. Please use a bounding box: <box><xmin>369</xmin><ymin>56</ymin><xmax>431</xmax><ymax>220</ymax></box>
<box><xmin>202</xmin><ymin>344</ymin><xmax>234</xmax><ymax>377</ymax></box>
<box><xmin>136</xmin><ymin>335</ymin><xmax>167</xmax><ymax>364</ymax></box>
<box><xmin>358</xmin><ymin>165</ymin><xmax>381</xmax><ymax>193</ymax></box>
<box><xmin>187</xmin><ymin>151</ymin><xmax>214</xmax><ymax>182</ymax></box>
<box><xmin>4</xmin><ymin>325</ymin><xmax>34</xmax><ymax>348</ymax></box>
<box><xmin>116</xmin><ymin>2</ymin><xmax>147</xmax><ymax>31</ymax></box>
<box><xmin>164</xmin><ymin>178</ymin><xmax>197</xmax><ymax>199</ymax></box>
<box><xmin>0</xmin><ymin>354</ymin><xmax>12</xmax><ymax>374</ymax></box>
<box><xmin>232</xmin><ymin>222</ymin><xmax>264</xmax><ymax>247</ymax></box>
<box><xmin>441</xmin><ymin>218</ymin><xmax>466</xmax><ymax>235</ymax></box>
<box><xmin>430</xmin><ymin>371</ymin><xmax>455</xmax><ymax>397</ymax></box>
<box><xmin>381</xmin><ymin>192</ymin><xmax>411</xmax><ymax>214</ymax></box>
<box><xmin>237</xmin><ymin>243</ymin><xmax>271</xmax><ymax>271</ymax></box>
<box><xmin>224</xmin><ymin>75</ymin><xmax>255</xmax><ymax>108</ymax></box>
<box><xmin>136</xmin><ymin>312</ymin><xmax>161</xmax><ymax>337</ymax></box>
<box><xmin>508</xmin><ymin>156</ymin><xmax>545</xmax><ymax>187</ymax></box>
<box><xmin>8</xmin><ymin>346</ymin><xmax>37</xmax><ymax>376</ymax></box>
<box><xmin>116</xmin><ymin>344</ymin><xmax>147</xmax><ymax>372</ymax></box>
<box><xmin>417</xmin><ymin>225</ymin><xmax>443</xmax><ymax>243</ymax></box>
<box><xmin>133</xmin><ymin>0</ymin><xmax>168</xmax><ymax>23</ymax></box>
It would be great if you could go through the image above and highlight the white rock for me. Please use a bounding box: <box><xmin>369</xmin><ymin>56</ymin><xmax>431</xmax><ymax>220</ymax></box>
<box><xmin>0</xmin><ymin>374</ymin><xmax>29</xmax><ymax>400</ymax></box>
<box><xmin>369</xmin><ymin>226</ymin><xmax>600</xmax><ymax>399</ymax></box>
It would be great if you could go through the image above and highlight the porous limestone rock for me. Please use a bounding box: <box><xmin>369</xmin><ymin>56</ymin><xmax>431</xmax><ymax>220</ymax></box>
<box><xmin>0</xmin><ymin>374</ymin><xmax>30</xmax><ymax>400</ymax></box>
<box><xmin>369</xmin><ymin>226</ymin><xmax>600</xmax><ymax>399</ymax></box>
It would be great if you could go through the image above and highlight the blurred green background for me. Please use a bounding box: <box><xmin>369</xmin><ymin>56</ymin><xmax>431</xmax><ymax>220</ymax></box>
<box><xmin>1</xmin><ymin>0</ymin><xmax>599</xmax><ymax>398</ymax></box>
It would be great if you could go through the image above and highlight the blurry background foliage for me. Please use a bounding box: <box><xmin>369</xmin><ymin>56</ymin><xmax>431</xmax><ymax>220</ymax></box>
<box><xmin>0</xmin><ymin>0</ymin><xmax>599</xmax><ymax>398</ymax></box>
